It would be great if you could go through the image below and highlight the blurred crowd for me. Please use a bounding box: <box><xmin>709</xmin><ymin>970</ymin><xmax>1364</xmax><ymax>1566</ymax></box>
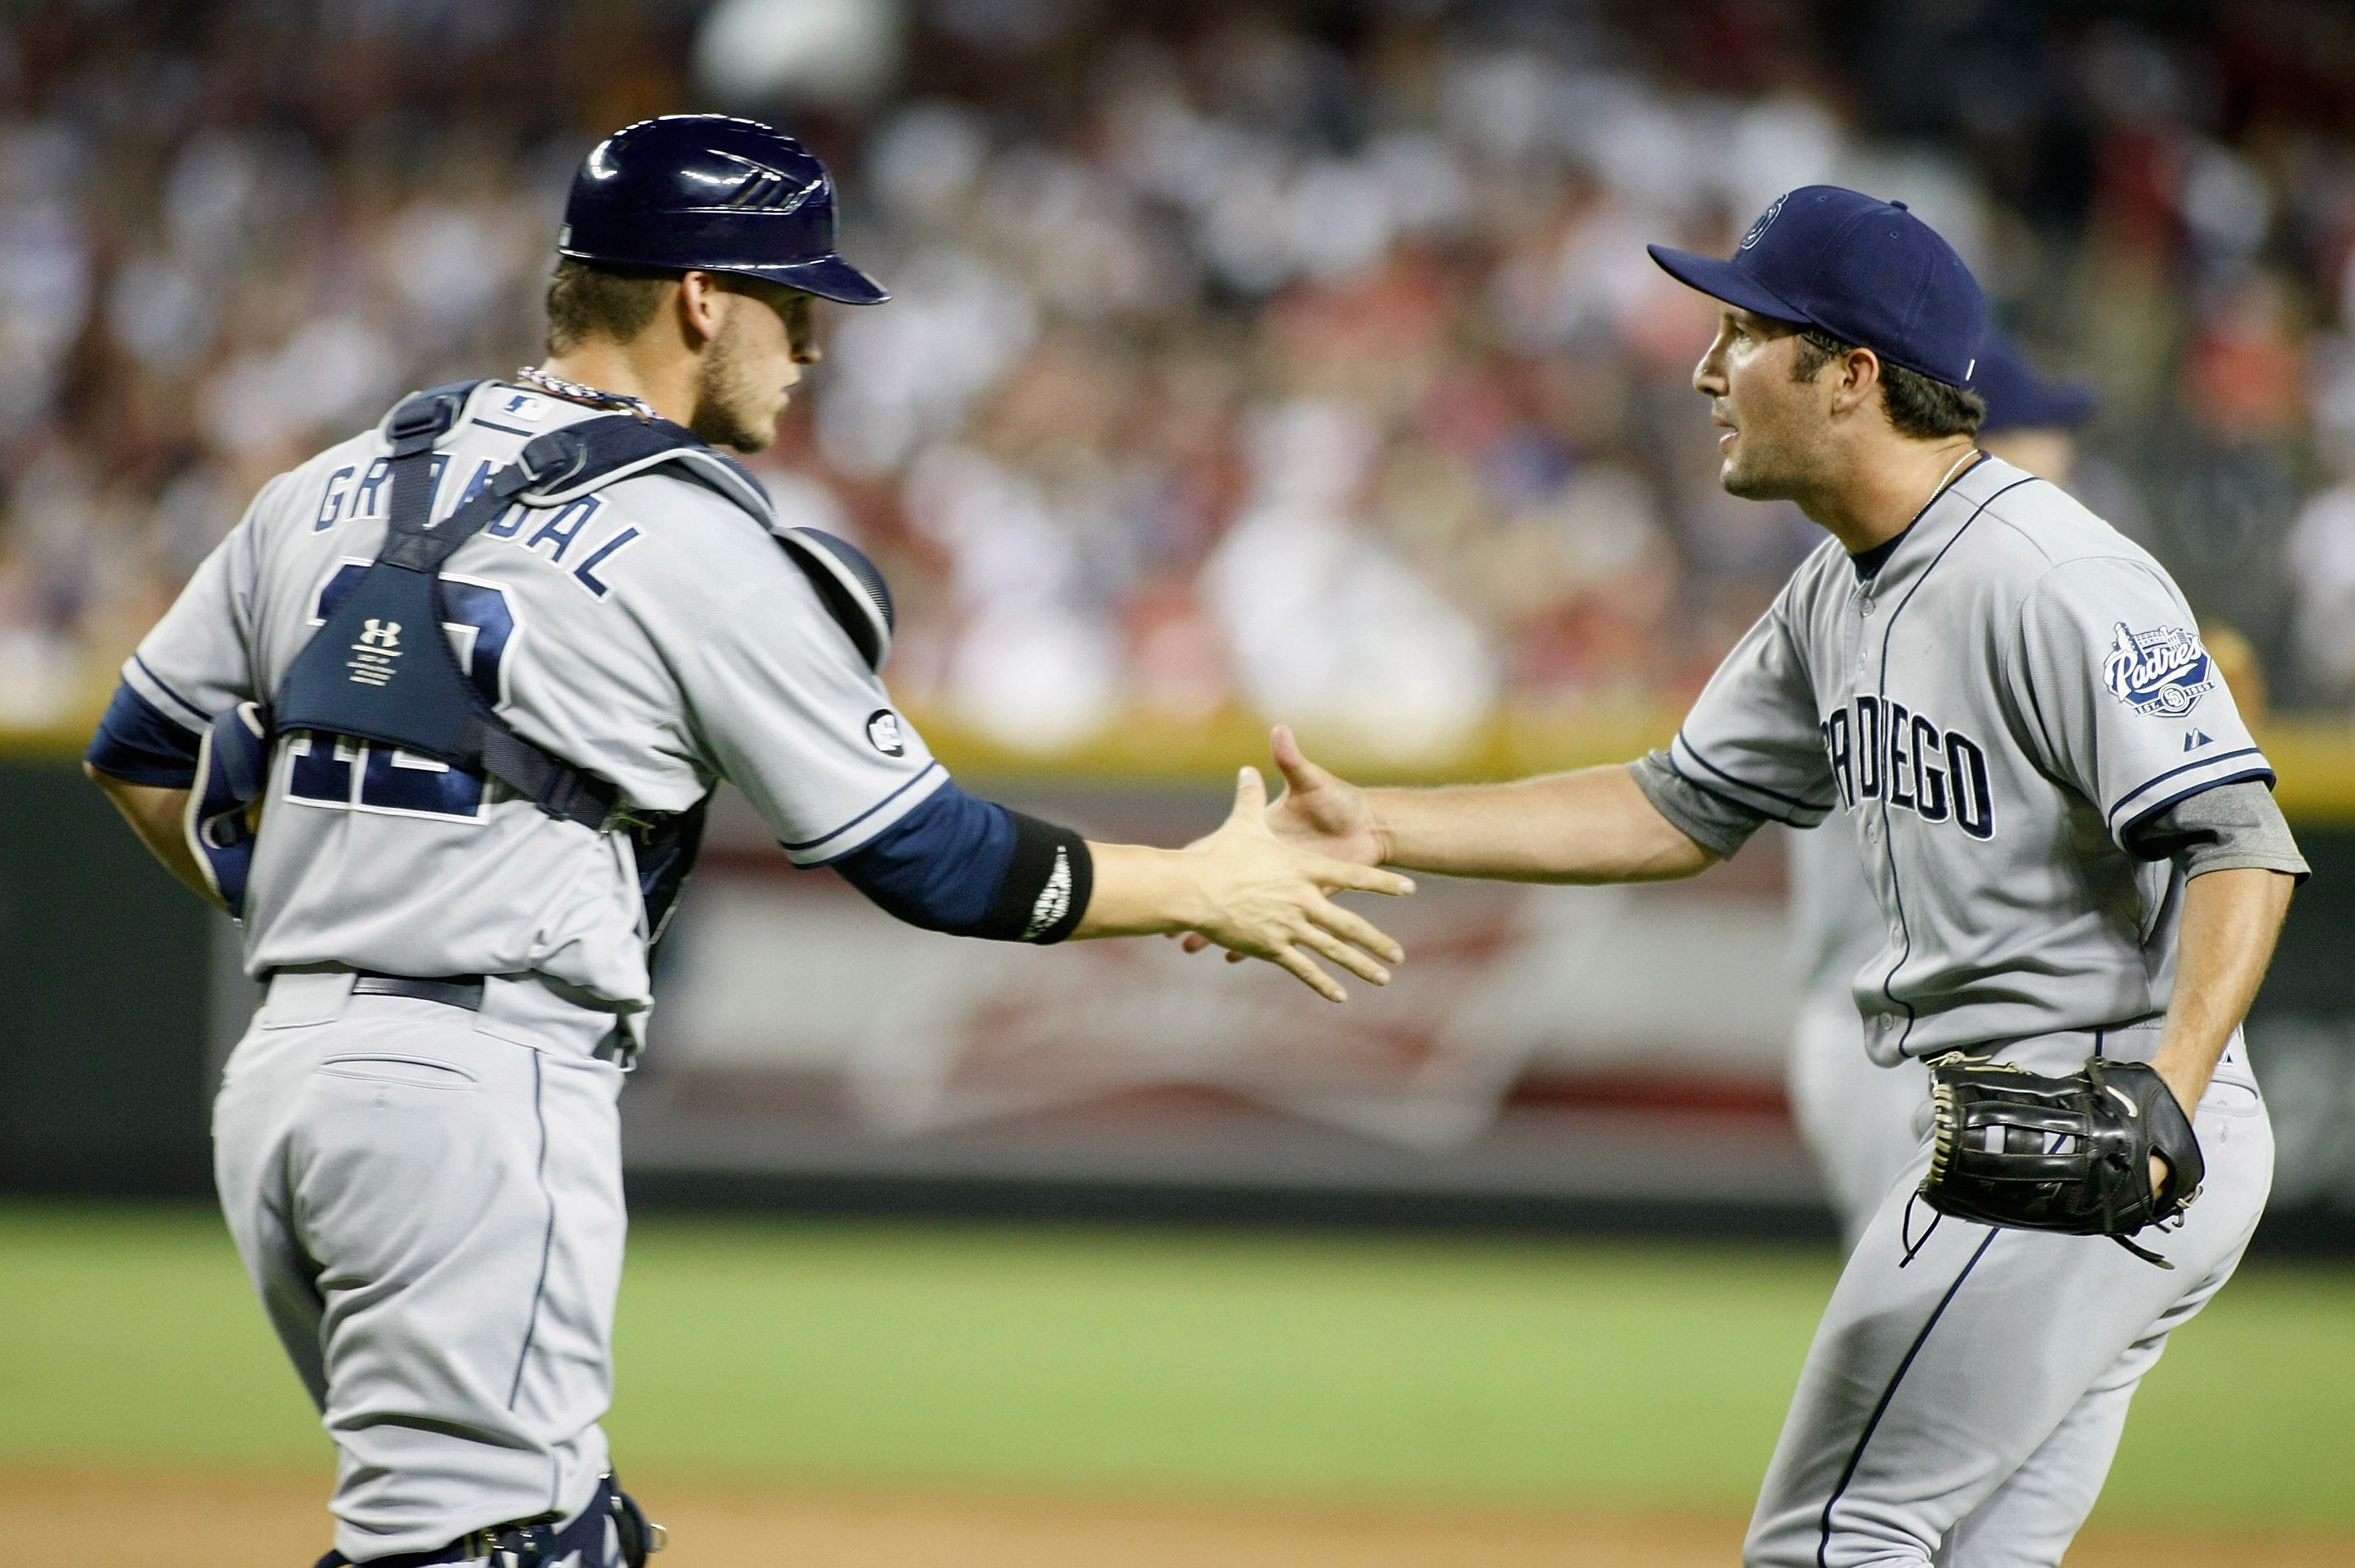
<box><xmin>4</xmin><ymin>1</ymin><xmax>2355</xmax><ymax>761</ymax></box>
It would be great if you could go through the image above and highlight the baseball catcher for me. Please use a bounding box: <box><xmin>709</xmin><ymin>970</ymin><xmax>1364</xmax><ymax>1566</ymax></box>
<box><xmin>83</xmin><ymin>115</ymin><xmax>1413</xmax><ymax>1568</ymax></box>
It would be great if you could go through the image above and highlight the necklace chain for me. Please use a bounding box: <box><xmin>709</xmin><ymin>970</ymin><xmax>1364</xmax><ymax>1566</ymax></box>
<box><xmin>1928</xmin><ymin>447</ymin><xmax>1981</xmax><ymax>508</ymax></box>
<box><xmin>514</xmin><ymin>364</ymin><xmax>657</xmax><ymax>422</ymax></box>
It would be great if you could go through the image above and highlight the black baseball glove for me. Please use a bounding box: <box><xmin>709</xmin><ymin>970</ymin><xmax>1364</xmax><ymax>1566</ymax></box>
<box><xmin>1917</xmin><ymin>1054</ymin><xmax>2204</xmax><ymax>1268</ymax></box>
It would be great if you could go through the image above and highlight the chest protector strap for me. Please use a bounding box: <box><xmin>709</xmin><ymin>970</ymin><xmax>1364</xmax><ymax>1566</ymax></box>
<box><xmin>273</xmin><ymin>387</ymin><xmax>720</xmax><ymax>831</ymax></box>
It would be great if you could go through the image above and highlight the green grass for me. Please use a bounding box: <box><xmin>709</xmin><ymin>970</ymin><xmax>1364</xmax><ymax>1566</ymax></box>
<box><xmin>0</xmin><ymin>1205</ymin><xmax>2348</xmax><ymax>1529</ymax></box>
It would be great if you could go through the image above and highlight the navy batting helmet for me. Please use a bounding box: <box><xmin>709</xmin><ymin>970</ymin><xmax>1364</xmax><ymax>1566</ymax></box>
<box><xmin>558</xmin><ymin>115</ymin><xmax>888</xmax><ymax>305</ymax></box>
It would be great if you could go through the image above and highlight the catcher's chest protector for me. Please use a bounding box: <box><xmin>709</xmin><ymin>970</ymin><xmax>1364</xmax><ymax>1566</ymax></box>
<box><xmin>268</xmin><ymin>385</ymin><xmax>773</xmax><ymax>935</ymax></box>
<box><xmin>278</xmin><ymin>387</ymin><xmax>691</xmax><ymax>826</ymax></box>
<box><xmin>260</xmin><ymin>383</ymin><xmax>890</xmax><ymax>942</ymax></box>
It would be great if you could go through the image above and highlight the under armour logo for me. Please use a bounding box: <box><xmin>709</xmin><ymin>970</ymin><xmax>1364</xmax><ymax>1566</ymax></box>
<box><xmin>347</xmin><ymin>618</ymin><xmax>405</xmax><ymax>686</ymax></box>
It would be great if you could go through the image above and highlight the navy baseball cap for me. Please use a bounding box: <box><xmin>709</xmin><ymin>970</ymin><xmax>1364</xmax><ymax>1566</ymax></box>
<box><xmin>561</xmin><ymin>115</ymin><xmax>888</xmax><ymax>306</ymax></box>
<box><xmin>1968</xmin><ymin>332</ymin><xmax>2095</xmax><ymax>433</ymax></box>
<box><xmin>1648</xmin><ymin>186</ymin><xmax>1985</xmax><ymax>388</ymax></box>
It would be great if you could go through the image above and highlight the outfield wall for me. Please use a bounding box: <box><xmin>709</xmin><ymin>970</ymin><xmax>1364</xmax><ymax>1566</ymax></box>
<box><xmin>11</xmin><ymin>754</ymin><xmax>2355</xmax><ymax>1247</ymax></box>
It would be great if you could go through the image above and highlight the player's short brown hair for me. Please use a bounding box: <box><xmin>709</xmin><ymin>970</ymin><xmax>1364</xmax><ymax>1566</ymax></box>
<box><xmin>544</xmin><ymin>257</ymin><xmax>682</xmax><ymax>353</ymax></box>
<box><xmin>1793</xmin><ymin>327</ymin><xmax>1985</xmax><ymax>440</ymax></box>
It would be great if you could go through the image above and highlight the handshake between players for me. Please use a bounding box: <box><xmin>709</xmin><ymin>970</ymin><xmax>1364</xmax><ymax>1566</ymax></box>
<box><xmin>80</xmin><ymin>111</ymin><xmax>2303</xmax><ymax>1568</ymax></box>
<box><xmin>1070</xmin><ymin>760</ymin><xmax>1414</xmax><ymax>1002</ymax></box>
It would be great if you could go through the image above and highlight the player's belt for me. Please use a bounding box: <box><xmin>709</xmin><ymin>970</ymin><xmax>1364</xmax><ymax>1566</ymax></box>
<box><xmin>349</xmin><ymin>972</ymin><xmax>485</xmax><ymax>1011</ymax></box>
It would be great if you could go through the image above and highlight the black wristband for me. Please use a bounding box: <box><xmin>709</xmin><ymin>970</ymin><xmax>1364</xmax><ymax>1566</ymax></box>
<box><xmin>974</xmin><ymin>810</ymin><xmax>1093</xmax><ymax>943</ymax></box>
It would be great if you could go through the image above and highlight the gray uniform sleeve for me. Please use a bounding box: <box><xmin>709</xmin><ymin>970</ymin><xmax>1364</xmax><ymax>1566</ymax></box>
<box><xmin>1628</xmin><ymin>751</ymin><xmax>1771</xmax><ymax>860</ymax></box>
<box><xmin>119</xmin><ymin>475</ymin><xmax>281</xmax><ymax>730</ymax></box>
<box><xmin>680</xmin><ymin>552</ymin><xmax>947</xmax><ymax>865</ymax></box>
<box><xmin>2122</xmin><ymin>778</ymin><xmax>2310</xmax><ymax>883</ymax></box>
<box><xmin>1662</xmin><ymin>581</ymin><xmax>1839</xmax><ymax>833</ymax></box>
<box><xmin>2014</xmin><ymin>557</ymin><xmax>2275</xmax><ymax>847</ymax></box>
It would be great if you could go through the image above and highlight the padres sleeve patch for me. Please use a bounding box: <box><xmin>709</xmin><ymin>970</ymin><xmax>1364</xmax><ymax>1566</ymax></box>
<box><xmin>2101</xmin><ymin>622</ymin><xmax>2215</xmax><ymax>718</ymax></box>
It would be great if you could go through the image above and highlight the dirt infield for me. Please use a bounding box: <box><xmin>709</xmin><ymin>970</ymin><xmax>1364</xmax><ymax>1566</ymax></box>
<box><xmin>8</xmin><ymin>1470</ymin><xmax>2348</xmax><ymax>1566</ymax></box>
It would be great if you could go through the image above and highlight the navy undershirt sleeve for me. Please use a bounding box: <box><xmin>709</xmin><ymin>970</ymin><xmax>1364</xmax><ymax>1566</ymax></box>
<box><xmin>85</xmin><ymin>681</ymin><xmax>204</xmax><ymax>786</ymax></box>
<box><xmin>830</xmin><ymin>780</ymin><xmax>1092</xmax><ymax>942</ymax></box>
<box><xmin>833</xmin><ymin>779</ymin><xmax>1019</xmax><ymax>930</ymax></box>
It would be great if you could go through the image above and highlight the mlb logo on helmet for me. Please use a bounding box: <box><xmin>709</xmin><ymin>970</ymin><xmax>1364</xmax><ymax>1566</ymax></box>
<box><xmin>2102</xmin><ymin>624</ymin><xmax>2215</xmax><ymax>718</ymax></box>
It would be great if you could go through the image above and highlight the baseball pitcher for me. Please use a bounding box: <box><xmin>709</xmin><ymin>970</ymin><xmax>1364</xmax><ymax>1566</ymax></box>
<box><xmin>1241</xmin><ymin>187</ymin><xmax>2306</xmax><ymax>1566</ymax></box>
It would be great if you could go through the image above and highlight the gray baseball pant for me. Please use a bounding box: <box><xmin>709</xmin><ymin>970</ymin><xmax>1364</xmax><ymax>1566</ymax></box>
<box><xmin>1788</xmin><ymin>988</ymin><xmax>1935</xmax><ymax>1253</ymax></box>
<box><xmin>213</xmin><ymin>971</ymin><xmax>628</xmax><ymax>1564</ymax></box>
<box><xmin>1746</xmin><ymin>1023</ymin><xmax>2271</xmax><ymax>1567</ymax></box>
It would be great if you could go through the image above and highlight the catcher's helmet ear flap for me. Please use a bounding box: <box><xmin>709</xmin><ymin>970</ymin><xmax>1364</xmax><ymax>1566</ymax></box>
<box><xmin>776</xmin><ymin>526</ymin><xmax>894</xmax><ymax>672</ymax></box>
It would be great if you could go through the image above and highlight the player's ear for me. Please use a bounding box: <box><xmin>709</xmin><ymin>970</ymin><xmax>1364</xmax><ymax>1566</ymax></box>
<box><xmin>1829</xmin><ymin>345</ymin><xmax>1882</xmax><ymax>417</ymax></box>
<box><xmin>676</xmin><ymin>270</ymin><xmax>728</xmax><ymax>348</ymax></box>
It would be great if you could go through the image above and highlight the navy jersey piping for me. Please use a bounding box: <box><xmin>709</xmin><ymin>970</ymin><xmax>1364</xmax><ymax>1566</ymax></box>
<box><xmin>780</xmin><ymin>759</ymin><xmax>944</xmax><ymax>856</ymax></box>
<box><xmin>1815</xmin><ymin>1229</ymin><xmax>1999</xmax><ymax>1568</ymax></box>
<box><xmin>1662</xmin><ymin>750</ymin><xmax>1799</xmax><ymax>828</ymax></box>
<box><xmin>507</xmin><ymin>1051</ymin><xmax>558</xmax><ymax>1411</ymax></box>
<box><xmin>1872</xmin><ymin>474</ymin><xmax>2036</xmax><ymax>1056</ymax></box>
<box><xmin>2117</xmin><ymin>767</ymin><xmax>2278</xmax><ymax>852</ymax></box>
<box><xmin>133</xmin><ymin>653</ymin><xmax>211</xmax><ymax>730</ymax></box>
<box><xmin>1671</xmin><ymin>728</ymin><xmax>1829</xmax><ymax>821</ymax></box>
<box><xmin>2107</xmin><ymin>750</ymin><xmax>2269</xmax><ymax>833</ymax></box>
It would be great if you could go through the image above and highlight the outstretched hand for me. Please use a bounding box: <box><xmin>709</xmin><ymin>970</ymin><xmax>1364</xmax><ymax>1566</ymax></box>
<box><xmin>1262</xmin><ymin>725</ymin><xmax>1386</xmax><ymax>864</ymax></box>
<box><xmin>1181</xmin><ymin>763</ymin><xmax>1413</xmax><ymax>1002</ymax></box>
<box><xmin>1178</xmin><ymin>727</ymin><xmax>1389</xmax><ymax>965</ymax></box>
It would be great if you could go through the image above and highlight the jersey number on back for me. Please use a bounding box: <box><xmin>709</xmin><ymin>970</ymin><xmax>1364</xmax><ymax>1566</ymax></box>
<box><xmin>285</xmin><ymin>562</ymin><xmax>518</xmax><ymax>823</ymax></box>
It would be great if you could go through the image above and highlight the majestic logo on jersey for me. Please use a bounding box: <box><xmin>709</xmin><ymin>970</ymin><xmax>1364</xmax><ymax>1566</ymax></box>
<box><xmin>1740</xmin><ymin>192</ymin><xmax>1788</xmax><ymax>250</ymax></box>
<box><xmin>866</xmin><ymin>708</ymin><xmax>906</xmax><ymax>757</ymax></box>
<box><xmin>347</xmin><ymin>619</ymin><xmax>404</xmax><ymax>687</ymax></box>
<box><xmin>2102</xmin><ymin>622</ymin><xmax>2214</xmax><ymax>718</ymax></box>
<box><xmin>1821</xmin><ymin>695</ymin><xmax>1995</xmax><ymax>840</ymax></box>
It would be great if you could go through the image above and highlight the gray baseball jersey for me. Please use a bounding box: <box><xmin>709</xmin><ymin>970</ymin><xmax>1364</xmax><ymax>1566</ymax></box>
<box><xmin>126</xmin><ymin>380</ymin><xmax>943</xmax><ymax>1025</ymax></box>
<box><xmin>1786</xmin><ymin>814</ymin><xmax>1884</xmax><ymax>999</ymax></box>
<box><xmin>1783</xmin><ymin>822</ymin><xmax>1927</xmax><ymax>1249</ymax></box>
<box><xmin>1670</xmin><ymin>455</ymin><xmax>2273</xmax><ymax>1065</ymax></box>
